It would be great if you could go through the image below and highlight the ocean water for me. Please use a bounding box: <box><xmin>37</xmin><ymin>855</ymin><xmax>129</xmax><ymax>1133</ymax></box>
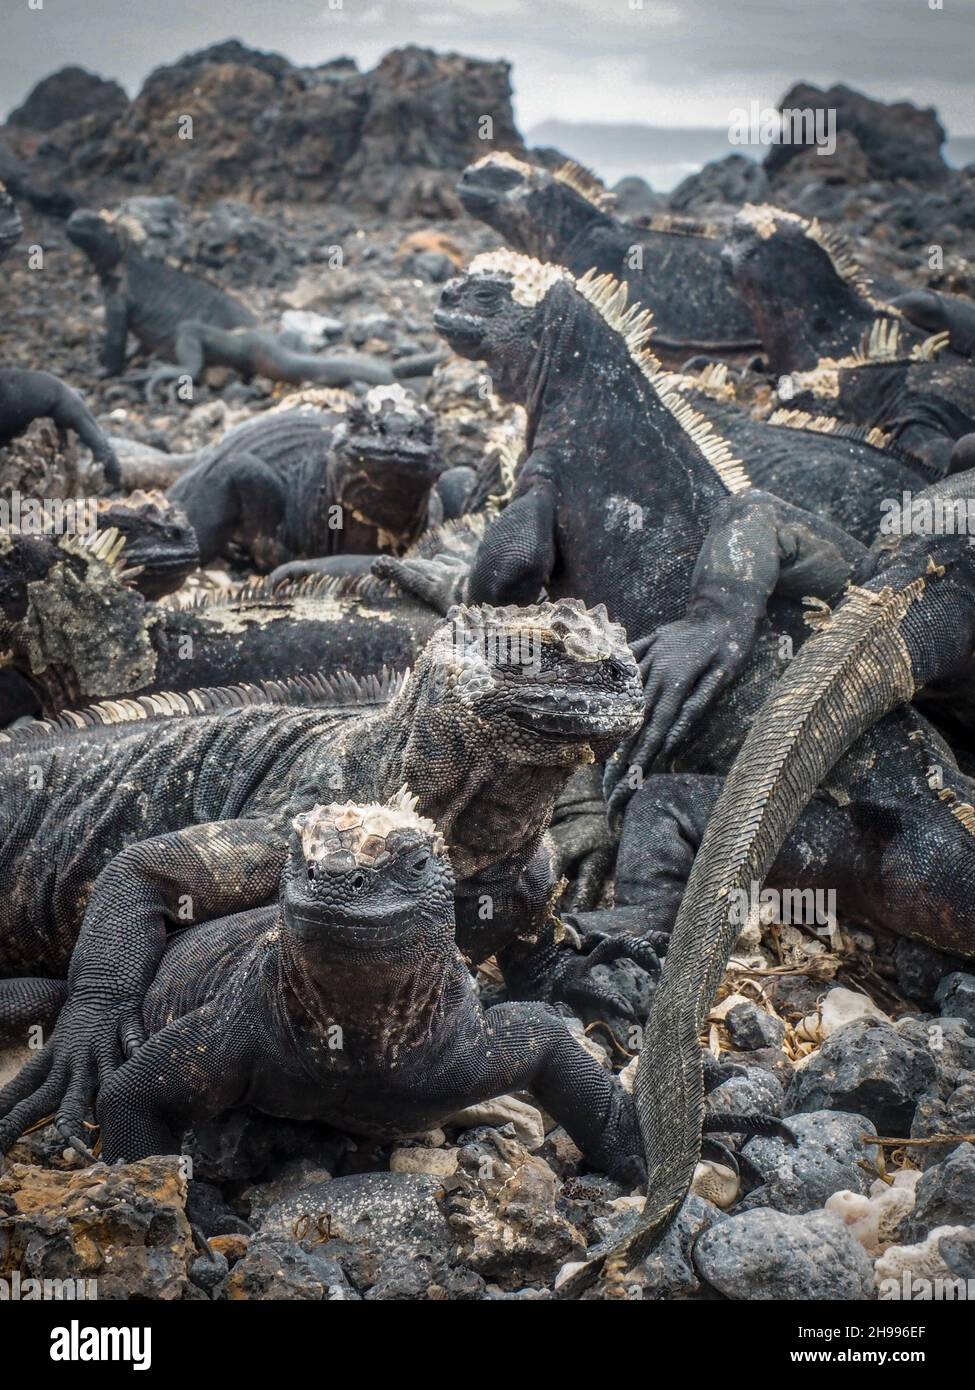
<box><xmin>527</xmin><ymin>121</ymin><xmax>975</xmax><ymax>194</ymax></box>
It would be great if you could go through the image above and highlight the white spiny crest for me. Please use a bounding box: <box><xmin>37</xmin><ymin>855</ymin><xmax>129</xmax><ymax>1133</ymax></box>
<box><xmin>736</xmin><ymin>203</ymin><xmax>881</xmax><ymax>307</ymax></box>
<box><xmin>469</xmin><ymin>149</ymin><xmax>536</xmax><ymax>178</ymax></box>
<box><xmin>573</xmin><ymin>268</ymin><xmax>751</xmax><ymax>494</ymax></box>
<box><xmin>552</xmin><ymin>159</ymin><xmax>616</xmax><ymax>211</ymax></box>
<box><xmin>292</xmin><ymin>789</ymin><xmax>443</xmax><ymax>865</ymax></box>
<box><xmin>363</xmin><ymin>382</ymin><xmax>425</xmax><ymax>419</ymax></box>
<box><xmin>768</xmin><ymin>408</ymin><xmax>891</xmax><ymax>450</ymax></box>
<box><xmin>467</xmin><ymin>249</ymin><xmax>570</xmax><ymax>305</ymax></box>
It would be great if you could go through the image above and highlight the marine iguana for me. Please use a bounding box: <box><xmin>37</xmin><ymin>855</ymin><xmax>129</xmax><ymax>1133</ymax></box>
<box><xmin>571</xmin><ymin>476</ymin><xmax>975</xmax><ymax>1292</ymax></box>
<box><xmin>167</xmin><ymin>385</ymin><xmax>444</xmax><ymax>571</ymax></box>
<box><xmin>93</xmin><ymin>794</ymin><xmax>646</xmax><ymax>1183</ymax></box>
<box><xmin>456</xmin><ymin>152</ymin><xmax>759</xmax><ymax>355</ymax></box>
<box><xmin>0</xmin><ymin>599</ymin><xmax>652</xmax><ymax>1153</ymax></box>
<box><xmin>0</xmin><ymin>516</ymin><xmax>487</xmax><ymax>721</ymax></box>
<box><xmin>423</xmin><ymin>253</ymin><xmax>975</xmax><ymax>973</ymax></box>
<box><xmin>65</xmin><ymin>209</ymin><xmax>438</xmax><ymax>393</ymax></box>
<box><xmin>0</xmin><ymin>369</ymin><xmax>121</xmax><ymax>489</ymax></box>
<box><xmin>666</xmin><ymin>366</ymin><xmax>942</xmax><ymax>541</ymax></box>
<box><xmin>779</xmin><ymin>327</ymin><xmax>975</xmax><ymax>478</ymax></box>
<box><xmin>0</xmin><ymin>184</ymin><xmax>22</xmax><ymax>262</ymax></box>
<box><xmin>422</xmin><ymin>250</ymin><xmax>861</xmax><ymax>776</ymax></box>
<box><xmin>721</xmin><ymin>204</ymin><xmax>975</xmax><ymax>375</ymax></box>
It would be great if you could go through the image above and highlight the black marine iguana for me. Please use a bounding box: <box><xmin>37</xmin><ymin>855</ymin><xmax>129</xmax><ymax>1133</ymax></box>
<box><xmin>0</xmin><ymin>516</ymin><xmax>488</xmax><ymax>721</ymax></box>
<box><xmin>167</xmin><ymin>385</ymin><xmax>445</xmax><ymax>571</ymax></box>
<box><xmin>779</xmin><ymin>327</ymin><xmax>975</xmax><ymax>478</ymax></box>
<box><xmin>571</xmin><ymin>475</ymin><xmax>975</xmax><ymax>1293</ymax></box>
<box><xmin>0</xmin><ymin>369</ymin><xmax>121</xmax><ymax>489</ymax></box>
<box><xmin>457</xmin><ymin>152</ymin><xmax>759</xmax><ymax>355</ymax></box>
<box><xmin>722</xmin><ymin>204</ymin><xmax>975</xmax><ymax>375</ymax></box>
<box><xmin>92</xmin><ymin>794</ymin><xmax>646</xmax><ymax>1182</ymax></box>
<box><xmin>415</xmin><ymin>251</ymin><xmax>975</xmax><ymax>967</ymax></box>
<box><xmin>666</xmin><ymin>364</ymin><xmax>942</xmax><ymax>541</ymax></box>
<box><xmin>65</xmin><ymin>209</ymin><xmax>440</xmax><ymax>394</ymax></box>
<box><xmin>0</xmin><ymin>599</ymin><xmax>659</xmax><ymax>1154</ymax></box>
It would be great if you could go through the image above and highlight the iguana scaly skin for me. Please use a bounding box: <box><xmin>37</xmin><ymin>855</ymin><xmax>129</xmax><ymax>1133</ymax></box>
<box><xmin>429</xmin><ymin>251</ymin><xmax>862</xmax><ymax>777</ymax></box>
<box><xmin>668</xmin><ymin>368</ymin><xmax>941</xmax><ymax>542</ymax></box>
<box><xmin>457</xmin><ymin>152</ymin><xmax>758</xmax><ymax>354</ymax></box>
<box><xmin>0</xmin><ymin>599</ymin><xmax>644</xmax><ymax>1154</ymax></box>
<box><xmin>722</xmin><ymin>204</ymin><xmax>975</xmax><ymax>374</ymax></box>
<box><xmin>0</xmin><ymin>369</ymin><xmax>121</xmax><ymax>489</ymax></box>
<box><xmin>0</xmin><ymin>517</ymin><xmax>488</xmax><ymax>721</ymax></box>
<box><xmin>780</xmin><ymin>333</ymin><xmax>975</xmax><ymax>479</ymax></box>
<box><xmin>92</xmin><ymin>794</ymin><xmax>646</xmax><ymax>1184</ymax></box>
<box><xmin>65</xmin><ymin>209</ymin><xmax>434</xmax><ymax>392</ymax></box>
<box><xmin>566</xmin><ymin>477</ymin><xmax>975</xmax><ymax>1294</ymax></box>
<box><xmin>167</xmin><ymin>385</ymin><xmax>445</xmax><ymax>570</ymax></box>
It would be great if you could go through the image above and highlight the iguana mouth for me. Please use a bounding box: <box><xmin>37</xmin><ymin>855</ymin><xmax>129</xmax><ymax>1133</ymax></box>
<box><xmin>506</xmin><ymin>686</ymin><xmax>640</xmax><ymax>740</ymax></box>
<box><xmin>285</xmin><ymin>905</ymin><xmax>419</xmax><ymax>951</ymax></box>
<box><xmin>432</xmin><ymin>308</ymin><xmax>484</xmax><ymax>351</ymax></box>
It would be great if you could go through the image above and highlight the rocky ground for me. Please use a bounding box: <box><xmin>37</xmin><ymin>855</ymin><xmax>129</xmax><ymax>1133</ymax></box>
<box><xmin>1</xmin><ymin>43</ymin><xmax>975</xmax><ymax>1301</ymax></box>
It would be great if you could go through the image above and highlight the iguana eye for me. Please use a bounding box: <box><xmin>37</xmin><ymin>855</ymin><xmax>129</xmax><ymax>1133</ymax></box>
<box><xmin>410</xmin><ymin>854</ymin><xmax>430</xmax><ymax>874</ymax></box>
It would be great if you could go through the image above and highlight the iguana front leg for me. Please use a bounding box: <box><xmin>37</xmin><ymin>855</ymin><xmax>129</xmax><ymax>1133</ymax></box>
<box><xmin>97</xmin><ymin>1000</ymin><xmax>259</xmax><ymax>1163</ymax></box>
<box><xmin>467</xmin><ymin>475</ymin><xmax>557</xmax><ymax>605</ymax></box>
<box><xmin>468</xmin><ymin>1002</ymin><xmax>645</xmax><ymax>1185</ymax></box>
<box><xmin>605</xmin><ymin>490</ymin><xmax>862</xmax><ymax>818</ymax></box>
<box><xmin>100</xmin><ymin>288</ymin><xmax>130</xmax><ymax>378</ymax></box>
<box><xmin>0</xmin><ymin>820</ymin><xmax>285</xmax><ymax>1154</ymax></box>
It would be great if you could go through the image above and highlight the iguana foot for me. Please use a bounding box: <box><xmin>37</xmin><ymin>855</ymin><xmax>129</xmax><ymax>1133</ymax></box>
<box><xmin>144</xmin><ymin>365</ymin><xmax>184</xmax><ymax>405</ymax></box>
<box><xmin>0</xmin><ymin>994</ymin><xmax>145</xmax><ymax>1154</ymax></box>
<box><xmin>547</xmin><ymin>932</ymin><xmax>663</xmax><ymax>1020</ymax></box>
<box><xmin>371</xmin><ymin>553</ymin><xmax>469</xmax><ymax>613</ymax></box>
<box><xmin>604</xmin><ymin>617</ymin><xmax>749</xmax><ymax>822</ymax></box>
<box><xmin>700</xmin><ymin>1138</ymin><xmax>740</xmax><ymax>1175</ymax></box>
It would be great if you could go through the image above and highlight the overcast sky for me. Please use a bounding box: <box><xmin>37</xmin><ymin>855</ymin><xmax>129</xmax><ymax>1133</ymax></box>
<box><xmin>2</xmin><ymin>0</ymin><xmax>971</xmax><ymax>134</ymax></box>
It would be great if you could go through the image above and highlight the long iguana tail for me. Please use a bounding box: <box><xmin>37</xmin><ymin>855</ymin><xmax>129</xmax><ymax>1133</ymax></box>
<box><xmin>558</xmin><ymin>503</ymin><xmax>975</xmax><ymax>1298</ymax></box>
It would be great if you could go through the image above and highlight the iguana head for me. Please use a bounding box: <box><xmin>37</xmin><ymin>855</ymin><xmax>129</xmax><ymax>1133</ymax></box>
<box><xmin>66</xmin><ymin>208</ymin><xmax>125</xmax><ymax>273</ymax></box>
<box><xmin>0</xmin><ymin>183</ymin><xmax>22</xmax><ymax>264</ymax></box>
<box><xmin>457</xmin><ymin>153</ymin><xmax>611</xmax><ymax>261</ymax></box>
<box><xmin>283</xmin><ymin>791</ymin><xmax>453</xmax><ymax>957</ymax></box>
<box><xmin>435</xmin><ymin>251</ymin><xmax>569</xmax><ymax>399</ymax></box>
<box><xmin>331</xmin><ymin>385</ymin><xmax>438</xmax><ymax>546</ymax></box>
<box><xmin>95</xmin><ymin>491</ymin><xmax>199</xmax><ymax>600</ymax></box>
<box><xmin>722</xmin><ymin>204</ymin><xmax>885</xmax><ymax>373</ymax></box>
<box><xmin>402</xmin><ymin>597</ymin><xmax>642</xmax><ymax>768</ymax></box>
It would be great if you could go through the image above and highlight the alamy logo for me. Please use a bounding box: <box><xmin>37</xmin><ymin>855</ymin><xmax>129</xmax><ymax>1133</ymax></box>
<box><xmin>879</xmin><ymin>1272</ymin><xmax>975</xmax><ymax>1301</ymax></box>
<box><xmin>728</xmin><ymin>102</ymin><xmax>837</xmax><ymax>156</ymax></box>
<box><xmin>50</xmin><ymin>1320</ymin><xmax>151</xmax><ymax>1370</ymax></box>
<box><xmin>0</xmin><ymin>492</ymin><xmax>98</xmax><ymax>538</ymax></box>
<box><xmin>880</xmin><ymin>490</ymin><xmax>975</xmax><ymax>538</ymax></box>
<box><xmin>727</xmin><ymin>879</ymin><xmax>837</xmax><ymax>931</ymax></box>
<box><xmin>0</xmin><ymin>1273</ymin><xmax>96</xmax><ymax>1300</ymax></box>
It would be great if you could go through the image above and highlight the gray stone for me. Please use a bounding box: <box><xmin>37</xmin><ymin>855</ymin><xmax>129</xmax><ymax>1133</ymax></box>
<box><xmin>694</xmin><ymin>1208</ymin><xmax>875</xmax><ymax>1300</ymax></box>
<box><xmin>938</xmin><ymin>1228</ymin><xmax>975</xmax><ymax>1279</ymax></box>
<box><xmin>707</xmin><ymin>1065</ymin><xmax>786</xmax><ymax>1121</ymax></box>
<box><xmin>726</xmin><ymin>1001</ymin><xmax>787</xmax><ymax>1051</ymax></box>
<box><xmin>624</xmin><ymin>1194</ymin><xmax>726</xmax><ymax>1300</ymax></box>
<box><xmin>255</xmin><ymin>1172</ymin><xmax>454</xmax><ymax>1263</ymax></box>
<box><xmin>910</xmin><ymin>1074</ymin><xmax>975</xmax><ymax>1168</ymax></box>
<box><xmin>740</xmin><ymin>1109</ymin><xmax>877</xmax><ymax>1213</ymax></box>
<box><xmin>786</xmin><ymin>1021</ymin><xmax>937</xmax><ymax>1133</ymax></box>
<box><xmin>218</xmin><ymin>1236</ymin><xmax>358</xmax><ymax>1300</ymax></box>
<box><xmin>935</xmin><ymin>973</ymin><xmax>975</xmax><ymax>1030</ymax></box>
<box><xmin>906</xmin><ymin>1143</ymin><xmax>975</xmax><ymax>1242</ymax></box>
<box><xmin>896</xmin><ymin>1017</ymin><xmax>975</xmax><ymax>1095</ymax></box>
